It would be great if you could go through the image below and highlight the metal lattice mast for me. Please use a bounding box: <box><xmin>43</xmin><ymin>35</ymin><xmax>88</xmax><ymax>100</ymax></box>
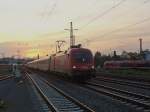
<box><xmin>65</xmin><ymin>22</ymin><xmax>78</xmax><ymax>48</ymax></box>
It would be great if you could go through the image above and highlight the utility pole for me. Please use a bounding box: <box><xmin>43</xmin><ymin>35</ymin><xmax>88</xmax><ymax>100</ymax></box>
<box><xmin>139</xmin><ymin>38</ymin><xmax>143</xmax><ymax>54</ymax></box>
<box><xmin>56</xmin><ymin>40</ymin><xmax>66</xmax><ymax>53</ymax></box>
<box><xmin>65</xmin><ymin>22</ymin><xmax>78</xmax><ymax>48</ymax></box>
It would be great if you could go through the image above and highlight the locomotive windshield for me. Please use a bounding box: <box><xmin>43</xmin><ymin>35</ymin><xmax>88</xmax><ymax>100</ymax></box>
<box><xmin>72</xmin><ymin>51</ymin><xmax>92</xmax><ymax>63</ymax></box>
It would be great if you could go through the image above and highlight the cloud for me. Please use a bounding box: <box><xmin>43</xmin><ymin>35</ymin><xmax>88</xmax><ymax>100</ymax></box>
<box><xmin>0</xmin><ymin>41</ymin><xmax>30</xmax><ymax>57</ymax></box>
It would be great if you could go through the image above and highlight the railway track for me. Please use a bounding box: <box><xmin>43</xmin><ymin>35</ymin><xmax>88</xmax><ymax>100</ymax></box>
<box><xmin>95</xmin><ymin>76</ymin><xmax>150</xmax><ymax>90</ymax></box>
<box><xmin>84</xmin><ymin>82</ymin><xmax>150</xmax><ymax>112</ymax></box>
<box><xmin>97</xmin><ymin>71</ymin><xmax>150</xmax><ymax>82</ymax></box>
<box><xmin>0</xmin><ymin>75</ymin><xmax>13</xmax><ymax>81</ymax></box>
<box><xmin>26</xmin><ymin>72</ymin><xmax>94</xmax><ymax>112</ymax></box>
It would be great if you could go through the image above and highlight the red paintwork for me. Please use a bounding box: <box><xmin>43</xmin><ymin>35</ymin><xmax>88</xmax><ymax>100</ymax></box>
<box><xmin>27</xmin><ymin>47</ymin><xmax>94</xmax><ymax>77</ymax></box>
<box><xmin>51</xmin><ymin>48</ymin><xmax>94</xmax><ymax>76</ymax></box>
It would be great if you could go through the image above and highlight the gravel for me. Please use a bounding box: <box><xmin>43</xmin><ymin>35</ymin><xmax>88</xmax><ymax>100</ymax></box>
<box><xmin>36</xmin><ymin>72</ymin><xmax>140</xmax><ymax>112</ymax></box>
<box><xmin>25</xmin><ymin>76</ymin><xmax>51</xmax><ymax>112</ymax></box>
<box><xmin>90</xmin><ymin>79</ymin><xmax>150</xmax><ymax>97</ymax></box>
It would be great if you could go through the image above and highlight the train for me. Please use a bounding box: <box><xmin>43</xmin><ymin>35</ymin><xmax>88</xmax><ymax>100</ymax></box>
<box><xmin>26</xmin><ymin>47</ymin><xmax>95</xmax><ymax>80</ymax></box>
<box><xmin>103</xmin><ymin>60</ymin><xmax>150</xmax><ymax>69</ymax></box>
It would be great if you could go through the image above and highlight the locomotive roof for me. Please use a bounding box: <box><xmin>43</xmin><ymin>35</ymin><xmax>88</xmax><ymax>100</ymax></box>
<box><xmin>70</xmin><ymin>47</ymin><xmax>90</xmax><ymax>51</ymax></box>
<box><xmin>27</xmin><ymin>47</ymin><xmax>92</xmax><ymax>64</ymax></box>
<box><xmin>27</xmin><ymin>56</ymin><xmax>50</xmax><ymax>64</ymax></box>
<box><xmin>54</xmin><ymin>48</ymin><xmax>91</xmax><ymax>56</ymax></box>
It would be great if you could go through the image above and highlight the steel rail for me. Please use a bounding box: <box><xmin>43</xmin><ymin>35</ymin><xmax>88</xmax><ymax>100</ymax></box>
<box><xmin>0</xmin><ymin>75</ymin><xmax>13</xmax><ymax>81</ymax></box>
<box><xmin>26</xmin><ymin>73</ymin><xmax>58</xmax><ymax>112</ymax></box>
<box><xmin>42</xmin><ymin>78</ymin><xmax>95</xmax><ymax>112</ymax></box>
<box><xmin>27</xmin><ymin>72</ymin><xmax>94</xmax><ymax>112</ymax></box>
<box><xmin>85</xmin><ymin>82</ymin><xmax>150</xmax><ymax>111</ymax></box>
<box><xmin>95</xmin><ymin>76</ymin><xmax>150</xmax><ymax>90</ymax></box>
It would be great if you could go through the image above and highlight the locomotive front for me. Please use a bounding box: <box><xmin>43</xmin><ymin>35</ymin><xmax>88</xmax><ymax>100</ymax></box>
<box><xmin>70</xmin><ymin>48</ymin><xmax>95</xmax><ymax>79</ymax></box>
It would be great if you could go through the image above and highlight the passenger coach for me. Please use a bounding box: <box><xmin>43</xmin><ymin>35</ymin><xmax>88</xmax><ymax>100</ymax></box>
<box><xmin>26</xmin><ymin>47</ymin><xmax>95</xmax><ymax>79</ymax></box>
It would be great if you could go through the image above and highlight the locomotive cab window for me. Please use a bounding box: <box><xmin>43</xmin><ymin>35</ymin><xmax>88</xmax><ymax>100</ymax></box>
<box><xmin>72</xmin><ymin>51</ymin><xmax>92</xmax><ymax>63</ymax></box>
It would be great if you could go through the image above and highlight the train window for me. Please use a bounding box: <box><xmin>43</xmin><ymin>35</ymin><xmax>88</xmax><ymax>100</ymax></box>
<box><xmin>72</xmin><ymin>51</ymin><xmax>92</xmax><ymax>63</ymax></box>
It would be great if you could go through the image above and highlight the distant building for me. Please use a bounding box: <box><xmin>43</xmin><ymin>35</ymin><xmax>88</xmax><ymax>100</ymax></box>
<box><xmin>144</xmin><ymin>51</ymin><xmax>150</xmax><ymax>61</ymax></box>
<box><xmin>0</xmin><ymin>58</ymin><xmax>29</xmax><ymax>64</ymax></box>
<box><xmin>0</xmin><ymin>58</ymin><xmax>11</xmax><ymax>64</ymax></box>
<box><xmin>120</xmin><ymin>51</ymin><xmax>131</xmax><ymax>59</ymax></box>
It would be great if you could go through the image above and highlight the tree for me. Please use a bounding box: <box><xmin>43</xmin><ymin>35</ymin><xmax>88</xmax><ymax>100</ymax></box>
<box><xmin>94</xmin><ymin>52</ymin><xmax>112</xmax><ymax>68</ymax></box>
<box><xmin>94</xmin><ymin>51</ymin><xmax>101</xmax><ymax>67</ymax></box>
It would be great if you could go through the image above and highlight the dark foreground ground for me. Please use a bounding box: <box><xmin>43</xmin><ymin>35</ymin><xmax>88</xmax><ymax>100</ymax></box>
<box><xmin>0</xmin><ymin>78</ymin><xmax>34</xmax><ymax>112</ymax></box>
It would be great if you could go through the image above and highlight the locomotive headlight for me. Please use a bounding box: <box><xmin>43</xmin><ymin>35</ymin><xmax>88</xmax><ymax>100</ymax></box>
<box><xmin>91</xmin><ymin>66</ymin><xmax>95</xmax><ymax>69</ymax></box>
<box><xmin>72</xmin><ymin>66</ymin><xmax>76</xmax><ymax>69</ymax></box>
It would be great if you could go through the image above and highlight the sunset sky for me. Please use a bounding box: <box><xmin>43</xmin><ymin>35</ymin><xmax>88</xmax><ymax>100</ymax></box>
<box><xmin>0</xmin><ymin>0</ymin><xmax>150</xmax><ymax>58</ymax></box>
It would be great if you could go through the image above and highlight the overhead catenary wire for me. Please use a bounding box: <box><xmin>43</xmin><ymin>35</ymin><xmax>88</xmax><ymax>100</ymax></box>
<box><xmin>40</xmin><ymin>0</ymin><xmax>58</xmax><ymax>23</ymax></box>
<box><xmin>43</xmin><ymin>0</ymin><xmax>150</xmax><ymax>38</ymax></box>
<box><xmin>44</xmin><ymin>0</ymin><xmax>58</xmax><ymax>23</ymax></box>
<box><xmin>73</xmin><ymin>0</ymin><xmax>102</xmax><ymax>22</ymax></box>
<box><xmin>76</xmin><ymin>0</ymin><xmax>150</xmax><ymax>33</ymax></box>
<box><xmin>39</xmin><ymin>0</ymin><xmax>126</xmax><ymax>41</ymax></box>
<box><xmin>84</xmin><ymin>17</ymin><xmax>150</xmax><ymax>43</ymax></box>
<box><xmin>38</xmin><ymin>0</ymin><xmax>150</xmax><ymax>52</ymax></box>
<box><xmin>79</xmin><ymin>0</ymin><xmax>126</xmax><ymax>30</ymax></box>
<box><xmin>40</xmin><ymin>1</ymin><xmax>54</xmax><ymax>22</ymax></box>
<box><xmin>79</xmin><ymin>0</ymin><xmax>150</xmax><ymax>46</ymax></box>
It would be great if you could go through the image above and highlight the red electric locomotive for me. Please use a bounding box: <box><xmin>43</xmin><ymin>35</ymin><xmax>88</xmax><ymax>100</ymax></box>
<box><xmin>26</xmin><ymin>47</ymin><xmax>95</xmax><ymax>80</ymax></box>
